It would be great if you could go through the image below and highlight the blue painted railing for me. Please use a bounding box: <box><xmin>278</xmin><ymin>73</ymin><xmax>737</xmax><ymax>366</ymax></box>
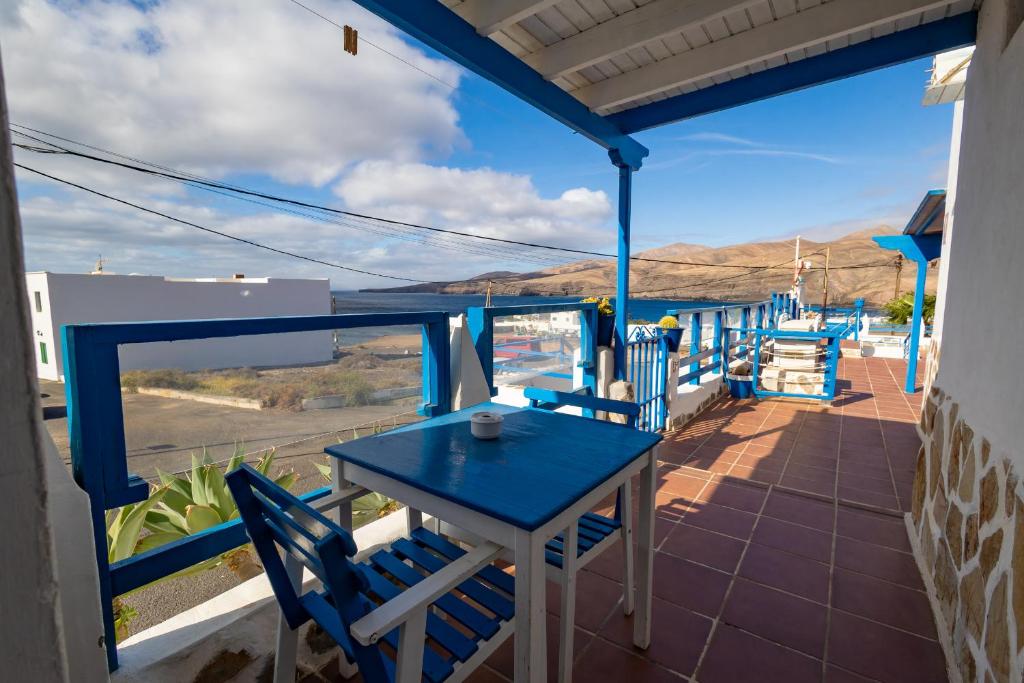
<box><xmin>744</xmin><ymin>324</ymin><xmax>852</xmax><ymax>402</ymax></box>
<box><xmin>625</xmin><ymin>327</ymin><xmax>668</xmax><ymax>432</ymax></box>
<box><xmin>62</xmin><ymin>311</ymin><xmax>452</xmax><ymax>670</ymax></box>
<box><xmin>670</xmin><ymin>300</ymin><xmax>770</xmax><ymax>386</ymax></box>
<box><xmin>467</xmin><ymin>302</ymin><xmax>598</xmax><ymax>397</ymax></box>
<box><xmin>803</xmin><ymin>298</ymin><xmax>865</xmax><ymax>341</ymax></box>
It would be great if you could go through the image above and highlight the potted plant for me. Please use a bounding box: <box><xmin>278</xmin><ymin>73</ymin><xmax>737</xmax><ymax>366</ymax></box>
<box><xmin>658</xmin><ymin>315</ymin><xmax>683</xmax><ymax>351</ymax></box>
<box><xmin>582</xmin><ymin>296</ymin><xmax>616</xmax><ymax>346</ymax></box>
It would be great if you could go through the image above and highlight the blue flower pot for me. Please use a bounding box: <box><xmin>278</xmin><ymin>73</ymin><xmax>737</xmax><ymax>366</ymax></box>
<box><xmin>597</xmin><ymin>315</ymin><xmax>615</xmax><ymax>347</ymax></box>
<box><xmin>660</xmin><ymin>327</ymin><xmax>683</xmax><ymax>352</ymax></box>
<box><xmin>727</xmin><ymin>376</ymin><xmax>754</xmax><ymax>399</ymax></box>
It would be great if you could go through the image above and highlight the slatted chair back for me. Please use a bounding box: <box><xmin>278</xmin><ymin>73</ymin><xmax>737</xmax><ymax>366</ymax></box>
<box><xmin>523</xmin><ymin>386</ymin><xmax>640</xmax><ymax>429</ymax></box>
<box><xmin>226</xmin><ymin>464</ymin><xmax>390</xmax><ymax>682</ymax></box>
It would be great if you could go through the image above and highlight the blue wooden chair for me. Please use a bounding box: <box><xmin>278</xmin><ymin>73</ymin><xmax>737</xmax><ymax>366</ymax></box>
<box><xmin>226</xmin><ymin>463</ymin><xmax>515</xmax><ymax>683</ymax></box>
<box><xmin>522</xmin><ymin>387</ymin><xmax>641</xmax><ymax>683</ymax></box>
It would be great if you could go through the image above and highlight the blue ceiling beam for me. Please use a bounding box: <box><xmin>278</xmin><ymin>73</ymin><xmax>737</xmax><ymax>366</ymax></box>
<box><xmin>608</xmin><ymin>12</ymin><xmax>978</xmax><ymax>134</ymax></box>
<box><xmin>348</xmin><ymin>0</ymin><xmax>649</xmax><ymax>169</ymax></box>
<box><xmin>873</xmin><ymin>234</ymin><xmax>943</xmax><ymax>263</ymax></box>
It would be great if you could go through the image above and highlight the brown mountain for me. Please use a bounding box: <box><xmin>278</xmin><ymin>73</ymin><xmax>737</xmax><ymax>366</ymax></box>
<box><xmin>363</xmin><ymin>226</ymin><xmax>937</xmax><ymax>307</ymax></box>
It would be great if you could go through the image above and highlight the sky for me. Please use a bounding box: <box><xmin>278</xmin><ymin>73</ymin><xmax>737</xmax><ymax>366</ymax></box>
<box><xmin>1</xmin><ymin>0</ymin><xmax>956</xmax><ymax>289</ymax></box>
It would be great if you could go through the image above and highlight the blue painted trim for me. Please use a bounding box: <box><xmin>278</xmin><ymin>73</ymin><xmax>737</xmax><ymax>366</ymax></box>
<box><xmin>873</xmin><ymin>234</ymin><xmax>942</xmax><ymax>263</ymax></box>
<box><xmin>347</xmin><ymin>0</ymin><xmax>648</xmax><ymax>169</ymax></box>
<box><xmin>854</xmin><ymin>298</ymin><xmax>864</xmax><ymax>342</ymax></box>
<box><xmin>872</xmin><ymin>234</ymin><xmax>942</xmax><ymax>394</ymax></box>
<box><xmin>467</xmin><ymin>303</ymin><xmax>598</xmax><ymax>397</ymax></box>
<box><xmin>712</xmin><ymin>309</ymin><xmax>724</xmax><ymax>374</ymax></box>
<box><xmin>689</xmin><ymin>311</ymin><xmax>702</xmax><ymax>386</ymax></box>
<box><xmin>678</xmin><ymin>361</ymin><xmax>721</xmax><ymax>386</ymax></box>
<box><xmin>524</xmin><ymin>387</ymin><xmax>639</xmax><ymax>429</ymax></box>
<box><xmin>608</xmin><ymin>13</ymin><xmax>978</xmax><ymax>133</ymax></box>
<box><xmin>63</xmin><ymin>311</ymin><xmax>452</xmax><ymax>671</ymax></box>
<box><xmin>614</xmin><ymin>163</ymin><xmax>632</xmax><ymax>380</ymax></box>
<box><xmin>110</xmin><ymin>487</ymin><xmax>331</xmax><ymax>596</ymax></box>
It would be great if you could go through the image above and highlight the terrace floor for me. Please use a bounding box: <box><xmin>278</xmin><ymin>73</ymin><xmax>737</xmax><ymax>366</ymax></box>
<box><xmin>310</xmin><ymin>356</ymin><xmax>943</xmax><ymax>683</ymax></box>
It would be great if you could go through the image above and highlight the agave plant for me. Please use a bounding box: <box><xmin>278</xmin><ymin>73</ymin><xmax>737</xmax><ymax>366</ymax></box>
<box><xmin>142</xmin><ymin>445</ymin><xmax>296</xmax><ymax>580</ymax></box>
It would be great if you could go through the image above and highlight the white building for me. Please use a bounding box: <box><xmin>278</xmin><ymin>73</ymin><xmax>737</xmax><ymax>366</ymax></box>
<box><xmin>25</xmin><ymin>272</ymin><xmax>333</xmax><ymax>381</ymax></box>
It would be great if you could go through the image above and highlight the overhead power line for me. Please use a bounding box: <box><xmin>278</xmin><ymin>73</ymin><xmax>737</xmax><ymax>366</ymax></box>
<box><xmin>13</xmin><ymin>163</ymin><xmax>433</xmax><ymax>283</ymax></box>
<box><xmin>12</xmin><ymin>124</ymin><xmax>874</xmax><ymax>272</ymax></box>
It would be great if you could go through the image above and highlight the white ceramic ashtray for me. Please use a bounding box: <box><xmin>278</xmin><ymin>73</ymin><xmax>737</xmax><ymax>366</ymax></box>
<box><xmin>470</xmin><ymin>411</ymin><xmax>503</xmax><ymax>439</ymax></box>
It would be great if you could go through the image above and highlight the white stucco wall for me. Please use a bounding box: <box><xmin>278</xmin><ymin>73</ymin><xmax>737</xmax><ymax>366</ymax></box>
<box><xmin>0</xmin><ymin>62</ymin><xmax>74</xmax><ymax>681</ymax></box>
<box><xmin>930</xmin><ymin>99</ymin><xmax>964</xmax><ymax>343</ymax></box>
<box><xmin>26</xmin><ymin>273</ymin><xmax>333</xmax><ymax>380</ymax></box>
<box><xmin>934</xmin><ymin>4</ymin><xmax>1024</xmax><ymax>460</ymax></box>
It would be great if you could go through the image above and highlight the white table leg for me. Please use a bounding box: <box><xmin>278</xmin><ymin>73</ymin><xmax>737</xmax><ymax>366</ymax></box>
<box><xmin>395</xmin><ymin>608</ymin><xmax>427</xmax><ymax>683</ymax></box>
<box><xmin>558</xmin><ymin>522</ymin><xmax>578</xmax><ymax>683</ymax></box>
<box><xmin>330</xmin><ymin>459</ymin><xmax>353</xmax><ymax>531</ymax></box>
<box><xmin>633</xmin><ymin>447</ymin><xmax>657</xmax><ymax>649</ymax></box>
<box><xmin>514</xmin><ymin>527</ymin><xmax>547</xmax><ymax>683</ymax></box>
<box><xmin>273</xmin><ymin>554</ymin><xmax>302</xmax><ymax>683</ymax></box>
<box><xmin>619</xmin><ymin>483</ymin><xmax>635</xmax><ymax>616</ymax></box>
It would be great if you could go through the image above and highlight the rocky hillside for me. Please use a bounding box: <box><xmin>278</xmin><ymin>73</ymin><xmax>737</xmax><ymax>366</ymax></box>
<box><xmin>364</xmin><ymin>226</ymin><xmax>938</xmax><ymax>307</ymax></box>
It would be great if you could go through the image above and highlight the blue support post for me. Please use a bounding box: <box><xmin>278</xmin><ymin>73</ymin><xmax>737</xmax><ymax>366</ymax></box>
<box><xmin>905</xmin><ymin>263</ymin><xmax>928</xmax><ymax>393</ymax></box>
<box><xmin>466</xmin><ymin>307</ymin><xmax>494</xmax><ymax>394</ymax></box>
<box><xmin>689</xmin><ymin>311</ymin><xmax>702</xmax><ymax>385</ymax></box>
<box><xmin>872</xmin><ymin>234</ymin><xmax>941</xmax><ymax>394</ymax></box>
<box><xmin>612</xmin><ymin>156</ymin><xmax>633</xmax><ymax>380</ymax></box>
<box><xmin>713</xmin><ymin>309</ymin><xmax>724</xmax><ymax>375</ymax></box>
<box><xmin>756</xmin><ymin>305</ymin><xmax>765</xmax><ymax>330</ymax></box>
<box><xmin>739</xmin><ymin>307</ymin><xmax>750</xmax><ymax>358</ymax></box>
<box><xmin>421</xmin><ymin>315</ymin><xmax>452</xmax><ymax>416</ymax></box>
<box><xmin>853</xmin><ymin>298</ymin><xmax>864</xmax><ymax>342</ymax></box>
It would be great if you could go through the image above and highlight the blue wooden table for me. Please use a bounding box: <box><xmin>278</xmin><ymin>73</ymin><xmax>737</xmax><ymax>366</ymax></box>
<box><xmin>326</xmin><ymin>402</ymin><xmax>661</xmax><ymax>683</ymax></box>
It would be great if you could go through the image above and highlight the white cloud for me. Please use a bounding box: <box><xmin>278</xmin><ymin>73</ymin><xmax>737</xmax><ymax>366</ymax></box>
<box><xmin>1</xmin><ymin>0</ymin><xmax>464</xmax><ymax>187</ymax></box>
<box><xmin>5</xmin><ymin>1</ymin><xmax>617</xmax><ymax>288</ymax></box>
<box><xmin>335</xmin><ymin>160</ymin><xmax>613</xmax><ymax>248</ymax></box>
<box><xmin>679</xmin><ymin>132</ymin><xmax>760</xmax><ymax>146</ymax></box>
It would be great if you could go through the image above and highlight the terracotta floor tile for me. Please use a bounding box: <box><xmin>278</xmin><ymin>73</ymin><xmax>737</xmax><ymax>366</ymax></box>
<box><xmin>721</xmin><ymin>578</ymin><xmax>828</xmax><ymax>658</ymax></box>
<box><xmin>779</xmin><ymin>473</ymin><xmax>836</xmax><ymax>498</ymax></box>
<box><xmin>573</xmin><ymin>639</ymin><xmax>679</xmax><ymax>683</ymax></box>
<box><xmin>598</xmin><ymin>597</ymin><xmax>712</xmax><ymax>676</ymax></box>
<box><xmin>728</xmin><ymin>464</ymin><xmax>781</xmax><ymax>484</ymax></box>
<box><xmin>752</xmin><ymin>515</ymin><xmax>833</xmax><ymax>563</ymax></box>
<box><xmin>461</xmin><ymin>666</ymin><xmax>508</xmax><ymax>683</ymax></box>
<box><xmin>697</xmin><ymin>480</ymin><xmax>767</xmax><ymax>514</ymax></box>
<box><xmin>739</xmin><ymin>543</ymin><xmax>831</xmax><ymax>603</ymax></box>
<box><xmin>681</xmin><ymin>501</ymin><xmax>757</xmax><ymax>539</ymax></box>
<box><xmin>486</xmin><ymin>613</ymin><xmax>592</xmax><ymax>683</ymax></box>
<box><xmin>831</xmin><ymin>568</ymin><xmax>937</xmax><ymax>637</ymax></box>
<box><xmin>837</xmin><ymin>487</ymin><xmax>900</xmax><ymax>511</ymax></box>
<box><xmin>657</xmin><ymin>471</ymin><xmax>708</xmax><ymax>498</ymax></box>
<box><xmin>763</xmin><ymin>490</ymin><xmax>835</xmax><ymax>531</ymax></box>
<box><xmin>785</xmin><ymin>462</ymin><xmax>838</xmax><ymax>483</ymax></box>
<box><xmin>838</xmin><ymin>471</ymin><xmax>895</xmax><ymax>495</ymax></box>
<box><xmin>545</xmin><ymin>569</ymin><xmax>623</xmax><ymax>633</ymax></box>
<box><xmin>827</xmin><ymin>611</ymin><xmax>946</xmax><ymax>683</ymax></box>
<box><xmin>660</xmin><ymin>523</ymin><xmax>746</xmax><ymax>572</ymax></box>
<box><xmin>835</xmin><ymin>508</ymin><xmax>911</xmax><ymax>552</ymax></box>
<box><xmin>735</xmin><ymin>451</ymin><xmax>788</xmax><ymax>470</ymax></box>
<box><xmin>697</xmin><ymin>624</ymin><xmax>822</xmax><ymax>683</ymax></box>
<box><xmin>824</xmin><ymin>665</ymin><xmax>877</xmax><ymax>682</ymax></box>
<box><xmin>652</xmin><ymin>552</ymin><xmax>731</xmax><ymax>617</ymax></box>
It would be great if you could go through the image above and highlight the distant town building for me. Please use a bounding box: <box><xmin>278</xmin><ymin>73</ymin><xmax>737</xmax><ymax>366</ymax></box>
<box><xmin>25</xmin><ymin>272</ymin><xmax>332</xmax><ymax>381</ymax></box>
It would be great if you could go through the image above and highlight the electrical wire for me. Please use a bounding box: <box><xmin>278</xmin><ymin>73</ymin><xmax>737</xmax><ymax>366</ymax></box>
<box><xmin>12</xmin><ymin>125</ymin><xmax>836</xmax><ymax>272</ymax></box>
<box><xmin>13</xmin><ymin>162</ymin><xmax>436</xmax><ymax>283</ymax></box>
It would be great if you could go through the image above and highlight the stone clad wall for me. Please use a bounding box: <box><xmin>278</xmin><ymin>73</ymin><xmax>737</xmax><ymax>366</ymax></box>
<box><xmin>912</xmin><ymin>386</ymin><xmax>1023</xmax><ymax>682</ymax></box>
<box><xmin>909</xmin><ymin>3</ymin><xmax>1024</xmax><ymax>681</ymax></box>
